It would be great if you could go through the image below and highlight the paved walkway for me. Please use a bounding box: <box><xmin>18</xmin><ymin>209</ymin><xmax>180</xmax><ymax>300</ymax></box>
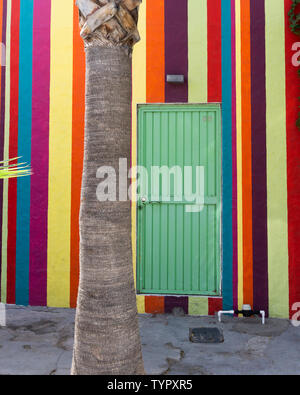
<box><xmin>0</xmin><ymin>305</ymin><xmax>299</xmax><ymax>375</ymax></box>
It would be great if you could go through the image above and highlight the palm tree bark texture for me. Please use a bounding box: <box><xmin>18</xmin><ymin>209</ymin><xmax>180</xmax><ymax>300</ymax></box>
<box><xmin>71</xmin><ymin>0</ymin><xmax>144</xmax><ymax>375</ymax></box>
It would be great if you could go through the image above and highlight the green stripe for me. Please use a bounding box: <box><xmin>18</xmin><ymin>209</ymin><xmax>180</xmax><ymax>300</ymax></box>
<box><xmin>189</xmin><ymin>297</ymin><xmax>208</xmax><ymax>316</ymax></box>
<box><xmin>188</xmin><ymin>0</ymin><xmax>207</xmax><ymax>102</ymax></box>
<box><xmin>265</xmin><ymin>0</ymin><xmax>289</xmax><ymax>318</ymax></box>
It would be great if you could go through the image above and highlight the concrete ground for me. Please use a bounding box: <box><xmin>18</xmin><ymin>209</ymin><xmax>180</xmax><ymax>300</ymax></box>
<box><xmin>0</xmin><ymin>305</ymin><xmax>299</xmax><ymax>375</ymax></box>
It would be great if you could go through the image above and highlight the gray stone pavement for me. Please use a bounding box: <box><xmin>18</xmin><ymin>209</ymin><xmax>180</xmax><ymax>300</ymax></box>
<box><xmin>0</xmin><ymin>304</ymin><xmax>299</xmax><ymax>375</ymax></box>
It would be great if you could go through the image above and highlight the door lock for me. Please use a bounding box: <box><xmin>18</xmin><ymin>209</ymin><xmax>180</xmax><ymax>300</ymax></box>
<box><xmin>138</xmin><ymin>197</ymin><xmax>147</xmax><ymax>208</ymax></box>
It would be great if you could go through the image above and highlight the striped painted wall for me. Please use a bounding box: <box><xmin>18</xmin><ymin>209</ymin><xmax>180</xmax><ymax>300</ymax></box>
<box><xmin>133</xmin><ymin>0</ymin><xmax>300</xmax><ymax>319</ymax></box>
<box><xmin>0</xmin><ymin>0</ymin><xmax>85</xmax><ymax>308</ymax></box>
<box><xmin>0</xmin><ymin>0</ymin><xmax>299</xmax><ymax>319</ymax></box>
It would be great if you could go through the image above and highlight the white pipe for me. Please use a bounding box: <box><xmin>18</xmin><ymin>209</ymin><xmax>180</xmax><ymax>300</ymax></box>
<box><xmin>218</xmin><ymin>309</ymin><xmax>266</xmax><ymax>325</ymax></box>
<box><xmin>218</xmin><ymin>310</ymin><xmax>235</xmax><ymax>322</ymax></box>
<box><xmin>0</xmin><ymin>303</ymin><xmax>6</xmax><ymax>327</ymax></box>
<box><xmin>260</xmin><ymin>310</ymin><xmax>265</xmax><ymax>325</ymax></box>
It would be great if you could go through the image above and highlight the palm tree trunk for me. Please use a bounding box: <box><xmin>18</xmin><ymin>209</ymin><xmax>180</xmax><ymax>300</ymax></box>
<box><xmin>72</xmin><ymin>1</ymin><xmax>144</xmax><ymax>375</ymax></box>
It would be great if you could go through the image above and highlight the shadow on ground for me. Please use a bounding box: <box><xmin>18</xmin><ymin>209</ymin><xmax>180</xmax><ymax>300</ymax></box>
<box><xmin>0</xmin><ymin>305</ymin><xmax>299</xmax><ymax>375</ymax></box>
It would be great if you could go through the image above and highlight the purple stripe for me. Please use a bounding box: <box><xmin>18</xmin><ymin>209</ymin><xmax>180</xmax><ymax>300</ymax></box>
<box><xmin>29</xmin><ymin>0</ymin><xmax>51</xmax><ymax>306</ymax></box>
<box><xmin>231</xmin><ymin>0</ymin><xmax>238</xmax><ymax>310</ymax></box>
<box><xmin>250</xmin><ymin>0</ymin><xmax>268</xmax><ymax>315</ymax></box>
<box><xmin>165</xmin><ymin>296</ymin><xmax>188</xmax><ymax>315</ymax></box>
<box><xmin>0</xmin><ymin>0</ymin><xmax>8</xmax><ymax>298</ymax></box>
<box><xmin>164</xmin><ymin>0</ymin><xmax>188</xmax><ymax>103</ymax></box>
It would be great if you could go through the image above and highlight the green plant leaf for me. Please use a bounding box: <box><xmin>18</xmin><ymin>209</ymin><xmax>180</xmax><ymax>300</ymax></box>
<box><xmin>0</xmin><ymin>157</ymin><xmax>31</xmax><ymax>179</ymax></box>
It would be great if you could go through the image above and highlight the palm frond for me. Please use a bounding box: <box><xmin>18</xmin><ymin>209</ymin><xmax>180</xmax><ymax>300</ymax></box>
<box><xmin>0</xmin><ymin>157</ymin><xmax>32</xmax><ymax>179</ymax></box>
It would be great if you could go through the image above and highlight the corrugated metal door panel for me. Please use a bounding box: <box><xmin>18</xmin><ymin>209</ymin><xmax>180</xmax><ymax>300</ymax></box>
<box><xmin>137</xmin><ymin>104</ymin><xmax>221</xmax><ymax>296</ymax></box>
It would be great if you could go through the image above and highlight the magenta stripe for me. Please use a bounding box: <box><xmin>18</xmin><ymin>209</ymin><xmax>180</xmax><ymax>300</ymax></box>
<box><xmin>231</xmin><ymin>0</ymin><xmax>238</xmax><ymax>310</ymax></box>
<box><xmin>0</xmin><ymin>0</ymin><xmax>8</xmax><ymax>298</ymax></box>
<box><xmin>29</xmin><ymin>0</ymin><xmax>51</xmax><ymax>306</ymax></box>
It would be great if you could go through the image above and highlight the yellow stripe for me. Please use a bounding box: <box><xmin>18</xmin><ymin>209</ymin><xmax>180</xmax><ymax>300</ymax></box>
<box><xmin>265</xmin><ymin>0</ymin><xmax>289</xmax><ymax>318</ymax></box>
<box><xmin>132</xmin><ymin>0</ymin><xmax>146</xmax><ymax>290</ymax></box>
<box><xmin>235</xmin><ymin>0</ymin><xmax>243</xmax><ymax>310</ymax></box>
<box><xmin>1</xmin><ymin>0</ymin><xmax>12</xmax><ymax>303</ymax></box>
<box><xmin>189</xmin><ymin>297</ymin><xmax>209</xmax><ymax>316</ymax></box>
<box><xmin>47</xmin><ymin>0</ymin><xmax>73</xmax><ymax>307</ymax></box>
<box><xmin>136</xmin><ymin>295</ymin><xmax>145</xmax><ymax>314</ymax></box>
<box><xmin>188</xmin><ymin>0</ymin><xmax>207</xmax><ymax>103</ymax></box>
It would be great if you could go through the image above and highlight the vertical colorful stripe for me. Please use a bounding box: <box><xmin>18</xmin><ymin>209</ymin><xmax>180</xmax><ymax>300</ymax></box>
<box><xmin>250</xmin><ymin>0</ymin><xmax>268</xmax><ymax>314</ymax></box>
<box><xmin>70</xmin><ymin>6</ymin><xmax>85</xmax><ymax>308</ymax></box>
<box><xmin>265</xmin><ymin>0</ymin><xmax>289</xmax><ymax>318</ymax></box>
<box><xmin>221</xmin><ymin>0</ymin><xmax>233</xmax><ymax>311</ymax></box>
<box><xmin>0</xmin><ymin>0</ymin><xmax>7</xmax><ymax>296</ymax></box>
<box><xmin>15</xmin><ymin>0</ymin><xmax>33</xmax><ymax>305</ymax></box>
<box><xmin>132</xmin><ymin>0</ymin><xmax>147</xmax><ymax>288</ymax></box>
<box><xmin>0</xmin><ymin>0</ymin><xmax>298</xmax><ymax>319</ymax></box>
<box><xmin>146</xmin><ymin>0</ymin><xmax>164</xmax><ymax>103</ymax></box>
<box><xmin>207</xmin><ymin>0</ymin><xmax>222</xmax><ymax>103</ymax></box>
<box><xmin>235</xmin><ymin>0</ymin><xmax>244</xmax><ymax>311</ymax></box>
<box><xmin>188</xmin><ymin>0</ymin><xmax>207</xmax><ymax>103</ymax></box>
<box><xmin>241</xmin><ymin>0</ymin><xmax>253</xmax><ymax>307</ymax></box>
<box><xmin>29</xmin><ymin>0</ymin><xmax>51</xmax><ymax>306</ymax></box>
<box><xmin>1</xmin><ymin>0</ymin><xmax>11</xmax><ymax>303</ymax></box>
<box><xmin>6</xmin><ymin>0</ymin><xmax>20</xmax><ymax>305</ymax></box>
<box><xmin>285</xmin><ymin>0</ymin><xmax>300</xmax><ymax>319</ymax></box>
<box><xmin>47</xmin><ymin>0</ymin><xmax>73</xmax><ymax>307</ymax></box>
<box><xmin>231</xmin><ymin>0</ymin><xmax>238</xmax><ymax>311</ymax></box>
<box><xmin>165</xmin><ymin>0</ymin><xmax>188</xmax><ymax>103</ymax></box>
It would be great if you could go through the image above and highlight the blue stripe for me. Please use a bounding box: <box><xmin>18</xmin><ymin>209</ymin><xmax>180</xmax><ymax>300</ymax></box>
<box><xmin>221</xmin><ymin>0</ymin><xmax>233</xmax><ymax>310</ymax></box>
<box><xmin>16</xmin><ymin>0</ymin><xmax>33</xmax><ymax>305</ymax></box>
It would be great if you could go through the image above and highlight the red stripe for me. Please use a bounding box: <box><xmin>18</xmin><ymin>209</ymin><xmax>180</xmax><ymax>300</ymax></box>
<box><xmin>70</xmin><ymin>6</ymin><xmax>85</xmax><ymax>308</ymax></box>
<box><xmin>208</xmin><ymin>298</ymin><xmax>223</xmax><ymax>316</ymax></box>
<box><xmin>284</xmin><ymin>0</ymin><xmax>300</xmax><ymax>319</ymax></box>
<box><xmin>7</xmin><ymin>0</ymin><xmax>20</xmax><ymax>304</ymax></box>
<box><xmin>207</xmin><ymin>0</ymin><xmax>222</xmax><ymax>103</ymax></box>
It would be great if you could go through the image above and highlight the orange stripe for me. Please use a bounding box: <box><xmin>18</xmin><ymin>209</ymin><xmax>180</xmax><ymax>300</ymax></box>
<box><xmin>241</xmin><ymin>0</ymin><xmax>253</xmax><ymax>306</ymax></box>
<box><xmin>70</xmin><ymin>5</ymin><xmax>85</xmax><ymax>308</ymax></box>
<box><xmin>146</xmin><ymin>0</ymin><xmax>165</xmax><ymax>103</ymax></box>
<box><xmin>145</xmin><ymin>296</ymin><xmax>165</xmax><ymax>314</ymax></box>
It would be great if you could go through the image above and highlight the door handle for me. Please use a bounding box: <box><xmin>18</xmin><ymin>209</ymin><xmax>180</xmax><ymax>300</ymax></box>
<box><xmin>138</xmin><ymin>197</ymin><xmax>147</xmax><ymax>208</ymax></box>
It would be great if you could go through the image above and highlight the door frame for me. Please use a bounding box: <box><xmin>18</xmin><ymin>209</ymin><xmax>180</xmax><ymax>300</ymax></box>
<box><xmin>136</xmin><ymin>103</ymin><xmax>222</xmax><ymax>297</ymax></box>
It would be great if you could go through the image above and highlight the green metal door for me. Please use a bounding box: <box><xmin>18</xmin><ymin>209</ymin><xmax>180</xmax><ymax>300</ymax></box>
<box><xmin>137</xmin><ymin>104</ymin><xmax>221</xmax><ymax>296</ymax></box>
